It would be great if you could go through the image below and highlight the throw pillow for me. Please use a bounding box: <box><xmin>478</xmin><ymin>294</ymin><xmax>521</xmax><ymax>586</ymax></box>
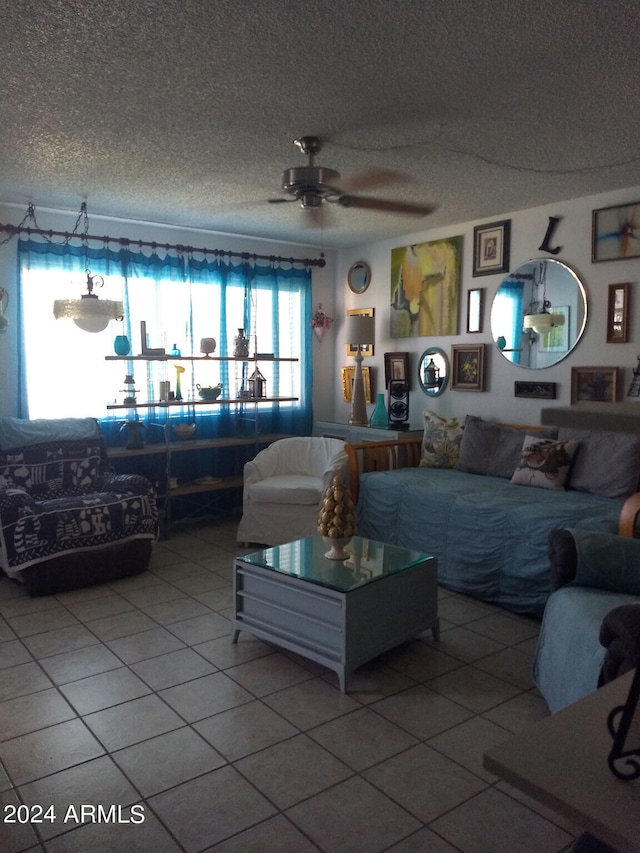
<box><xmin>419</xmin><ymin>410</ymin><xmax>464</xmax><ymax>468</ymax></box>
<box><xmin>457</xmin><ymin>416</ymin><xmax>558</xmax><ymax>479</ymax></box>
<box><xmin>511</xmin><ymin>435</ymin><xmax>579</xmax><ymax>490</ymax></box>
<box><xmin>557</xmin><ymin>428</ymin><xmax>640</xmax><ymax>499</ymax></box>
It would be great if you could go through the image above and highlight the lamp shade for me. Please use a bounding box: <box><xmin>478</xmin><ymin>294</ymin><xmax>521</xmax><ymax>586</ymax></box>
<box><xmin>523</xmin><ymin>312</ymin><xmax>565</xmax><ymax>335</ymax></box>
<box><xmin>53</xmin><ymin>296</ymin><xmax>124</xmax><ymax>334</ymax></box>
<box><xmin>347</xmin><ymin>314</ymin><xmax>375</xmax><ymax>346</ymax></box>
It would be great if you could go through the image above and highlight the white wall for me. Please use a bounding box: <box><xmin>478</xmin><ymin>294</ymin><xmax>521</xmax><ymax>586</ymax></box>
<box><xmin>333</xmin><ymin>185</ymin><xmax>640</xmax><ymax>429</ymax></box>
<box><xmin>0</xmin><ymin>203</ymin><xmax>337</xmax><ymax>420</ymax></box>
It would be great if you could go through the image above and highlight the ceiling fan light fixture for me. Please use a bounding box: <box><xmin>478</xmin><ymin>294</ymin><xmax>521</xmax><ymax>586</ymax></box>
<box><xmin>523</xmin><ymin>311</ymin><xmax>565</xmax><ymax>335</ymax></box>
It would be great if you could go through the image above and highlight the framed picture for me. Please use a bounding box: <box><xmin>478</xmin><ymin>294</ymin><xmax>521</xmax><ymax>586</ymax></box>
<box><xmin>592</xmin><ymin>202</ymin><xmax>640</xmax><ymax>262</ymax></box>
<box><xmin>384</xmin><ymin>352</ymin><xmax>409</xmax><ymax>388</ymax></box>
<box><xmin>466</xmin><ymin>288</ymin><xmax>484</xmax><ymax>333</ymax></box>
<box><xmin>472</xmin><ymin>220</ymin><xmax>511</xmax><ymax>277</ymax></box>
<box><xmin>514</xmin><ymin>381</ymin><xmax>557</xmax><ymax>400</ymax></box>
<box><xmin>571</xmin><ymin>366</ymin><xmax>619</xmax><ymax>404</ymax></box>
<box><xmin>346</xmin><ymin>307</ymin><xmax>374</xmax><ymax>357</ymax></box>
<box><xmin>607</xmin><ymin>283</ymin><xmax>630</xmax><ymax>343</ymax></box>
<box><xmin>538</xmin><ymin>306</ymin><xmax>570</xmax><ymax>353</ymax></box>
<box><xmin>451</xmin><ymin>344</ymin><xmax>485</xmax><ymax>391</ymax></box>
<box><xmin>341</xmin><ymin>366</ymin><xmax>372</xmax><ymax>403</ymax></box>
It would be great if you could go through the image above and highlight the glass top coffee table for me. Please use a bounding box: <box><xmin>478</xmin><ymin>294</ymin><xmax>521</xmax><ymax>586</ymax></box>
<box><xmin>232</xmin><ymin>535</ymin><xmax>438</xmax><ymax>692</ymax></box>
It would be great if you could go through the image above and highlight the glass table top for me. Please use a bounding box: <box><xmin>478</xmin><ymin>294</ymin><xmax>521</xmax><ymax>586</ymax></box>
<box><xmin>237</xmin><ymin>535</ymin><xmax>435</xmax><ymax>593</ymax></box>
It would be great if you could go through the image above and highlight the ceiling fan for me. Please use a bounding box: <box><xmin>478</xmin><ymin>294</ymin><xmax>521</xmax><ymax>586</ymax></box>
<box><xmin>268</xmin><ymin>136</ymin><xmax>436</xmax><ymax>220</ymax></box>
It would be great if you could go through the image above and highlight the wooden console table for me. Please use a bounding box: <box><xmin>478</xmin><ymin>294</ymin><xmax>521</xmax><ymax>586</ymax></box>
<box><xmin>484</xmin><ymin>669</ymin><xmax>640</xmax><ymax>852</ymax></box>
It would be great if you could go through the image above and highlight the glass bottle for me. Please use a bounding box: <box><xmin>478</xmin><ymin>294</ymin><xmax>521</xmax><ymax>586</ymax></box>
<box><xmin>233</xmin><ymin>328</ymin><xmax>250</xmax><ymax>359</ymax></box>
<box><xmin>369</xmin><ymin>393</ymin><xmax>388</xmax><ymax>429</ymax></box>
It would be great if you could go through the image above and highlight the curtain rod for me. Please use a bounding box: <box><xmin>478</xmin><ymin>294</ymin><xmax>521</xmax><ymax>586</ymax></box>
<box><xmin>0</xmin><ymin>222</ymin><xmax>326</xmax><ymax>269</ymax></box>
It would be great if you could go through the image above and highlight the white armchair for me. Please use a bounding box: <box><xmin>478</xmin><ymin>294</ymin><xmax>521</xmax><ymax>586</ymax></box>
<box><xmin>236</xmin><ymin>437</ymin><xmax>348</xmax><ymax>546</ymax></box>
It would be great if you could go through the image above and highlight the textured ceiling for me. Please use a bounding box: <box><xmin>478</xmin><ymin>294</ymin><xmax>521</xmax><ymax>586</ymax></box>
<box><xmin>1</xmin><ymin>0</ymin><xmax>639</xmax><ymax>249</ymax></box>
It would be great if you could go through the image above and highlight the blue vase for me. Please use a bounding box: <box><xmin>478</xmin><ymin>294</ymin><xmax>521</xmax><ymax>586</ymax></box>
<box><xmin>114</xmin><ymin>335</ymin><xmax>131</xmax><ymax>356</ymax></box>
<box><xmin>369</xmin><ymin>393</ymin><xmax>388</xmax><ymax>429</ymax></box>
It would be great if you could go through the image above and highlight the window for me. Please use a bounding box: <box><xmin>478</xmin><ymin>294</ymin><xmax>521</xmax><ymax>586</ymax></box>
<box><xmin>19</xmin><ymin>241</ymin><xmax>312</xmax><ymax>437</ymax></box>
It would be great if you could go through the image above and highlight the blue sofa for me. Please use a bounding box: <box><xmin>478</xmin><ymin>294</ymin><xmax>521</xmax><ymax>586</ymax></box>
<box><xmin>346</xmin><ymin>414</ymin><xmax>640</xmax><ymax>616</ymax></box>
<box><xmin>532</xmin><ymin>527</ymin><xmax>640</xmax><ymax>711</ymax></box>
<box><xmin>0</xmin><ymin>417</ymin><xmax>158</xmax><ymax>595</ymax></box>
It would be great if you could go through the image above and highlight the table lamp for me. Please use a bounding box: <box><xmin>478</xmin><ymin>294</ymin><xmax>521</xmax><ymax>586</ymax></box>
<box><xmin>347</xmin><ymin>314</ymin><xmax>375</xmax><ymax>425</ymax></box>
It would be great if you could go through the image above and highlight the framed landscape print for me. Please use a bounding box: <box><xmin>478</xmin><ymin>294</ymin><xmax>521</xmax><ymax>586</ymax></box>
<box><xmin>571</xmin><ymin>366</ymin><xmax>618</xmax><ymax>404</ymax></box>
<box><xmin>451</xmin><ymin>344</ymin><xmax>485</xmax><ymax>391</ymax></box>
<box><xmin>473</xmin><ymin>220</ymin><xmax>510</xmax><ymax>277</ymax></box>
<box><xmin>592</xmin><ymin>202</ymin><xmax>640</xmax><ymax>262</ymax></box>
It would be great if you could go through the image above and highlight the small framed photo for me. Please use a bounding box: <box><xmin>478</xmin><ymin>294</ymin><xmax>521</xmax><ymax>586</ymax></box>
<box><xmin>451</xmin><ymin>344</ymin><xmax>485</xmax><ymax>391</ymax></box>
<box><xmin>466</xmin><ymin>288</ymin><xmax>484</xmax><ymax>333</ymax></box>
<box><xmin>346</xmin><ymin>307</ymin><xmax>374</xmax><ymax>357</ymax></box>
<box><xmin>592</xmin><ymin>202</ymin><xmax>640</xmax><ymax>262</ymax></box>
<box><xmin>571</xmin><ymin>366</ymin><xmax>619</xmax><ymax>404</ymax></box>
<box><xmin>472</xmin><ymin>220</ymin><xmax>511</xmax><ymax>277</ymax></box>
<box><xmin>607</xmin><ymin>283</ymin><xmax>630</xmax><ymax>343</ymax></box>
<box><xmin>384</xmin><ymin>352</ymin><xmax>409</xmax><ymax>388</ymax></box>
<box><xmin>514</xmin><ymin>381</ymin><xmax>557</xmax><ymax>400</ymax></box>
<box><xmin>341</xmin><ymin>366</ymin><xmax>372</xmax><ymax>403</ymax></box>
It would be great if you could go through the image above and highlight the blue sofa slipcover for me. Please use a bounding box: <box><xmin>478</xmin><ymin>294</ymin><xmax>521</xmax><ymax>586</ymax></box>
<box><xmin>346</xmin><ymin>414</ymin><xmax>640</xmax><ymax>616</ymax></box>
<box><xmin>0</xmin><ymin>417</ymin><xmax>158</xmax><ymax>595</ymax></box>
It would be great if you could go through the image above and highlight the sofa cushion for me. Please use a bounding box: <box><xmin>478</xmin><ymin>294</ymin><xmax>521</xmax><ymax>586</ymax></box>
<box><xmin>511</xmin><ymin>435</ymin><xmax>579</xmax><ymax>490</ymax></box>
<box><xmin>558</xmin><ymin>427</ymin><xmax>640</xmax><ymax>499</ymax></box>
<box><xmin>249</xmin><ymin>475</ymin><xmax>323</xmax><ymax>505</ymax></box>
<box><xmin>458</xmin><ymin>417</ymin><xmax>559</xmax><ymax>478</ymax></box>
<box><xmin>419</xmin><ymin>411</ymin><xmax>463</xmax><ymax>468</ymax></box>
<box><xmin>568</xmin><ymin>528</ymin><xmax>640</xmax><ymax>596</ymax></box>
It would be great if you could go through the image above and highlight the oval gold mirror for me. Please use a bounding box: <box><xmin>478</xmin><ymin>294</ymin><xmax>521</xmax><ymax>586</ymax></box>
<box><xmin>418</xmin><ymin>347</ymin><xmax>449</xmax><ymax>396</ymax></box>
<box><xmin>491</xmin><ymin>258</ymin><xmax>587</xmax><ymax>369</ymax></box>
<box><xmin>347</xmin><ymin>261</ymin><xmax>371</xmax><ymax>294</ymax></box>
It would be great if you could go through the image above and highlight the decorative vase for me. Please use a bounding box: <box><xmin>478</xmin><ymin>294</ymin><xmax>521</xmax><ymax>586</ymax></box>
<box><xmin>369</xmin><ymin>393</ymin><xmax>388</xmax><ymax>429</ymax></box>
<box><xmin>114</xmin><ymin>335</ymin><xmax>131</xmax><ymax>356</ymax></box>
<box><xmin>233</xmin><ymin>328</ymin><xmax>250</xmax><ymax>359</ymax></box>
<box><xmin>120</xmin><ymin>420</ymin><xmax>145</xmax><ymax>450</ymax></box>
<box><xmin>200</xmin><ymin>337</ymin><xmax>217</xmax><ymax>356</ymax></box>
<box><xmin>174</xmin><ymin>364</ymin><xmax>185</xmax><ymax>401</ymax></box>
<box><xmin>317</xmin><ymin>475</ymin><xmax>357</xmax><ymax>560</ymax></box>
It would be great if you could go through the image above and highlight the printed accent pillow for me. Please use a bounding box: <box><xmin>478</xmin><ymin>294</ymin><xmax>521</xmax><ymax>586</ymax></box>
<box><xmin>511</xmin><ymin>435</ymin><xmax>579</xmax><ymax>490</ymax></box>
<box><xmin>419</xmin><ymin>411</ymin><xmax>464</xmax><ymax>469</ymax></box>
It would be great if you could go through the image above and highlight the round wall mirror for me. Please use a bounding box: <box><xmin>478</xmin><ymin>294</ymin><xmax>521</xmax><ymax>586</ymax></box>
<box><xmin>347</xmin><ymin>261</ymin><xmax>371</xmax><ymax>294</ymax></box>
<box><xmin>418</xmin><ymin>347</ymin><xmax>449</xmax><ymax>396</ymax></box>
<box><xmin>490</xmin><ymin>258</ymin><xmax>587</xmax><ymax>369</ymax></box>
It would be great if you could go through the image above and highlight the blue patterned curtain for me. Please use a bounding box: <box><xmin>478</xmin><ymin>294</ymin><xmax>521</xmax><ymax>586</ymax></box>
<box><xmin>18</xmin><ymin>240</ymin><xmax>313</xmax><ymax>444</ymax></box>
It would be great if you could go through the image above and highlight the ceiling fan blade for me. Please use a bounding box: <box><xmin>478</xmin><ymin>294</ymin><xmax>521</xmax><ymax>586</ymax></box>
<box><xmin>268</xmin><ymin>196</ymin><xmax>296</xmax><ymax>204</ymax></box>
<box><xmin>338</xmin><ymin>195</ymin><xmax>437</xmax><ymax>217</ymax></box>
<box><xmin>339</xmin><ymin>168</ymin><xmax>410</xmax><ymax>194</ymax></box>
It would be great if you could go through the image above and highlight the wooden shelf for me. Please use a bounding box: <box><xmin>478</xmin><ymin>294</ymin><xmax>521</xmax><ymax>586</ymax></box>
<box><xmin>105</xmin><ymin>355</ymin><xmax>298</xmax><ymax>362</ymax></box>
<box><xmin>106</xmin><ymin>397</ymin><xmax>298</xmax><ymax>410</ymax></box>
<box><xmin>107</xmin><ymin>433</ymin><xmax>292</xmax><ymax>459</ymax></box>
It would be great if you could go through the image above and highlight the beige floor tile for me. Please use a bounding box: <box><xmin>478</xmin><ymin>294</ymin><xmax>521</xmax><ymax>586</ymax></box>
<box><xmin>331</xmin><ymin>660</ymin><xmax>416</xmax><ymax>704</ymax></box>
<box><xmin>38</xmin><ymin>644</ymin><xmax>122</xmax><ymax>685</ymax></box>
<box><xmin>169</xmin><ymin>571</ymin><xmax>229</xmax><ymax>595</ymax></box>
<box><xmin>0</xmin><ymin>661</ymin><xmax>52</xmax><ymax>701</ymax></box>
<box><xmin>141</xmin><ymin>596</ymin><xmax>212</xmax><ymax>625</ymax></box>
<box><xmin>384</xmin><ymin>825</ymin><xmax>462</xmax><ymax>852</ymax></box>
<box><xmin>159</xmin><ymin>671</ymin><xmax>253</xmax><ymax>721</ymax></box>
<box><xmin>208</xmin><ymin>813</ymin><xmax>322</xmax><ymax>852</ymax></box>
<box><xmin>119</xmin><ymin>581</ymin><xmax>186</xmax><ymax>608</ymax></box>
<box><xmin>194</xmin><ymin>698</ymin><xmax>298</xmax><ymax>761</ymax></box>
<box><xmin>0</xmin><ymin>718</ymin><xmax>104</xmax><ymax>785</ymax></box>
<box><xmin>83</xmin><ymin>694</ymin><xmax>184</xmax><ymax>751</ymax></box>
<box><xmin>59</xmin><ymin>667</ymin><xmax>150</xmax><ymax>714</ymax></box>
<box><xmin>482</xmin><ymin>689</ymin><xmax>551</xmax><ymax>733</ymax></box>
<box><xmin>379</xmin><ymin>639</ymin><xmax>465</xmax><ymax>682</ymax></box>
<box><xmin>0</xmin><ymin>640</ymin><xmax>32</xmax><ymax>670</ymax></box>
<box><xmin>112</xmin><ymin>726</ymin><xmax>226</xmax><ymax>796</ymax></box>
<box><xmin>0</xmin><ymin>688</ymin><xmax>75</xmax><ymax>742</ymax></box>
<box><xmin>44</xmin><ymin>807</ymin><xmax>183</xmax><ymax>853</ymax></box>
<box><xmin>224</xmin><ymin>651</ymin><xmax>315</xmax><ymax>697</ymax></box>
<box><xmin>0</xmin><ymin>789</ymin><xmax>40</xmax><ymax>852</ymax></box>
<box><xmin>437</xmin><ymin>595</ymin><xmax>498</xmax><ymax>626</ymax></box>
<box><xmin>21</xmin><ymin>623</ymin><xmax>100</xmax><ymax>658</ymax></box>
<box><xmin>86</xmin><ymin>609</ymin><xmax>158</xmax><ymax>642</ymax></box>
<box><xmin>428</xmin><ymin>664</ymin><xmax>523</xmax><ymax>713</ymax></box>
<box><xmin>286</xmin><ymin>775</ymin><xmax>421</xmax><ymax>853</ymax></box>
<box><xmin>193</xmin><ymin>633</ymin><xmax>273</xmax><ymax>669</ymax></box>
<box><xmin>106</xmin><ymin>626</ymin><xmax>186</xmax><ymax>664</ymax></box>
<box><xmin>423</xmin><ymin>624</ymin><xmax>506</xmax><ymax>663</ymax></box>
<box><xmin>165</xmin><ymin>612</ymin><xmax>231</xmax><ymax>645</ymax></box>
<box><xmin>309</xmin><ymin>707</ymin><xmax>418</xmax><ymax>771</ymax></box>
<box><xmin>371</xmin><ymin>684</ymin><xmax>475</xmax><ymax>740</ymax></box>
<box><xmin>430</xmin><ymin>786</ymin><xmax>574</xmax><ymax>853</ymax></box>
<box><xmin>472</xmin><ymin>645</ymin><xmax>537</xmax><ymax>689</ymax></box>
<box><xmin>235</xmin><ymin>733</ymin><xmax>353</xmax><ymax>809</ymax></box>
<box><xmin>63</xmin><ymin>592</ymin><xmax>136</xmax><ymax>622</ymax></box>
<box><xmin>0</xmin><ymin>592</ymin><xmax>60</xmax><ymax>619</ymax></box>
<box><xmin>427</xmin><ymin>715</ymin><xmax>514</xmax><ymax>782</ymax></box>
<box><xmin>130</xmin><ymin>646</ymin><xmax>217</xmax><ymax>690</ymax></box>
<box><xmin>466</xmin><ymin>611</ymin><xmax>541</xmax><ymax>645</ymax></box>
<box><xmin>148</xmin><ymin>765</ymin><xmax>277</xmax><ymax>852</ymax></box>
<box><xmin>0</xmin><ymin>618</ymin><xmax>15</xmax><ymax>643</ymax></box>
<box><xmin>262</xmin><ymin>674</ymin><xmax>361</xmax><ymax>729</ymax></box>
<box><xmin>363</xmin><ymin>743</ymin><xmax>488</xmax><ymax>823</ymax></box>
<box><xmin>7</xmin><ymin>606</ymin><xmax>80</xmax><ymax>638</ymax></box>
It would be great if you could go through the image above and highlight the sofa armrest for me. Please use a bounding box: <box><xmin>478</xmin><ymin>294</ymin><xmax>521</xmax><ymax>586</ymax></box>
<box><xmin>599</xmin><ymin>604</ymin><xmax>640</xmax><ymax>685</ymax></box>
<box><xmin>549</xmin><ymin>528</ymin><xmax>640</xmax><ymax>595</ymax></box>
<box><xmin>548</xmin><ymin>528</ymin><xmax>578</xmax><ymax>590</ymax></box>
<box><xmin>619</xmin><ymin>492</ymin><xmax>640</xmax><ymax>537</ymax></box>
<box><xmin>95</xmin><ymin>472</ymin><xmax>155</xmax><ymax>497</ymax></box>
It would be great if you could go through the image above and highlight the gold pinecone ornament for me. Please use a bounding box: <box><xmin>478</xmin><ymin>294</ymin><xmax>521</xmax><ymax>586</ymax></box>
<box><xmin>317</xmin><ymin>475</ymin><xmax>357</xmax><ymax>559</ymax></box>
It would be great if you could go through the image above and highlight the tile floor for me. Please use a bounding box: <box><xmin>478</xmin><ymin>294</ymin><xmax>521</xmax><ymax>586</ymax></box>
<box><xmin>0</xmin><ymin>517</ymin><xmax>582</xmax><ymax>853</ymax></box>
